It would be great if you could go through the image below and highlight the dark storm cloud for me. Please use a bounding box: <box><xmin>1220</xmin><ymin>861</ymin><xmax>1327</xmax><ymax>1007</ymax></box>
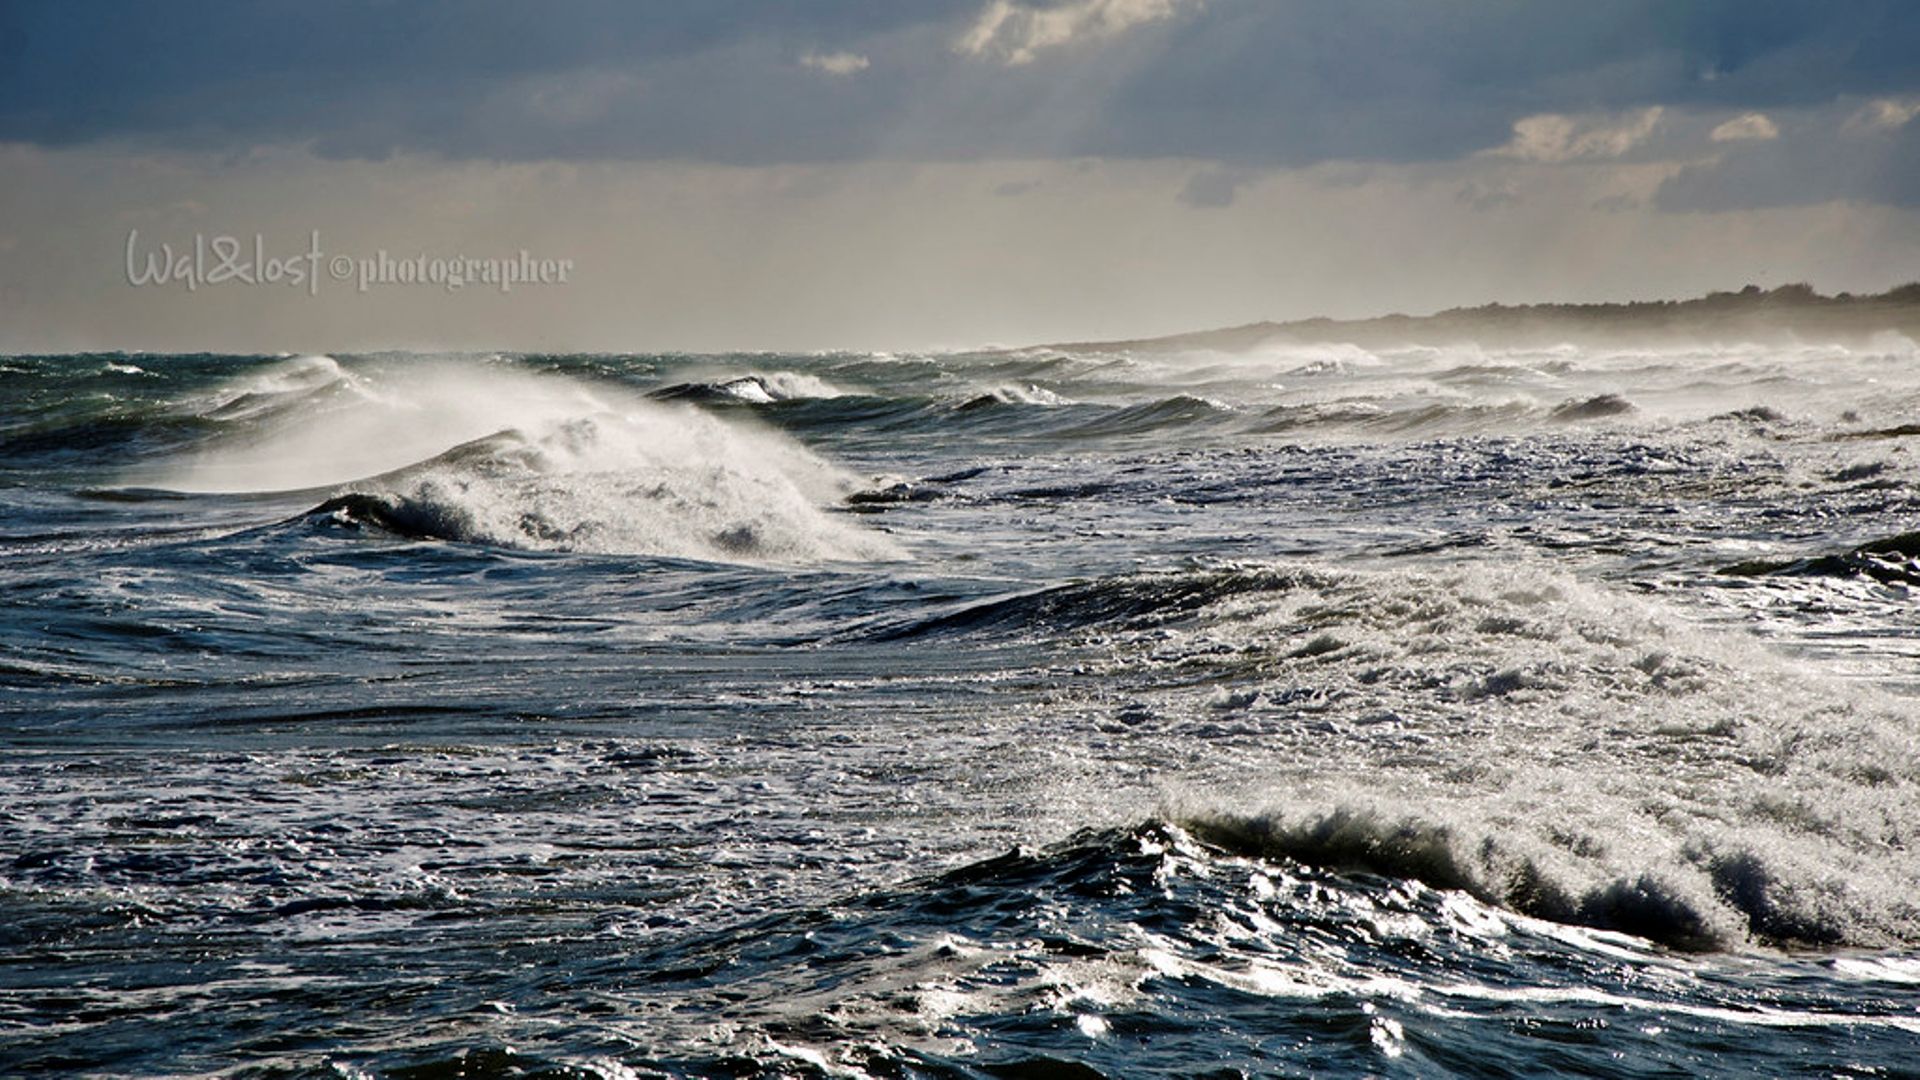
<box><xmin>2</xmin><ymin>1</ymin><xmax>1916</xmax><ymax>191</ymax></box>
<box><xmin>0</xmin><ymin>1</ymin><xmax>978</xmax><ymax>161</ymax></box>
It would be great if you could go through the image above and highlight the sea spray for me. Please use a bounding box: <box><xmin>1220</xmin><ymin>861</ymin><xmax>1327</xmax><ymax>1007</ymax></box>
<box><xmin>150</xmin><ymin>356</ymin><xmax>901</xmax><ymax>564</ymax></box>
<box><xmin>9</xmin><ymin>343</ymin><xmax>1920</xmax><ymax>1077</ymax></box>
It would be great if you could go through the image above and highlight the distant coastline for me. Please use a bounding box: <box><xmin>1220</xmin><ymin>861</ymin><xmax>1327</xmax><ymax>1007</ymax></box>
<box><xmin>1042</xmin><ymin>283</ymin><xmax>1920</xmax><ymax>352</ymax></box>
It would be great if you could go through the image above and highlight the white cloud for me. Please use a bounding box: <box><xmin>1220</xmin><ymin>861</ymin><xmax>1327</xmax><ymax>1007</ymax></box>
<box><xmin>956</xmin><ymin>0</ymin><xmax>1196</xmax><ymax>66</ymax></box>
<box><xmin>1488</xmin><ymin>107</ymin><xmax>1664</xmax><ymax>163</ymax></box>
<box><xmin>800</xmin><ymin>51</ymin><xmax>870</xmax><ymax>76</ymax></box>
<box><xmin>1709</xmin><ymin>112</ymin><xmax>1778</xmax><ymax>142</ymax></box>
<box><xmin>1844</xmin><ymin>98</ymin><xmax>1920</xmax><ymax>135</ymax></box>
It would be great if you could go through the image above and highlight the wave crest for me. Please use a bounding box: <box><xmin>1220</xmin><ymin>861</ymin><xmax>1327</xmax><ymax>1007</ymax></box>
<box><xmin>916</xmin><ymin>559</ymin><xmax>1920</xmax><ymax>951</ymax></box>
<box><xmin>312</xmin><ymin>411</ymin><xmax>899</xmax><ymax>563</ymax></box>
<box><xmin>153</xmin><ymin>358</ymin><xmax>900</xmax><ymax>565</ymax></box>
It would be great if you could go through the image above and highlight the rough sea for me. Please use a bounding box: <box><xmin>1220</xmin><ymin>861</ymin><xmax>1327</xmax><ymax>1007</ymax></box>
<box><xmin>4</xmin><ymin>339</ymin><xmax>1920</xmax><ymax>1077</ymax></box>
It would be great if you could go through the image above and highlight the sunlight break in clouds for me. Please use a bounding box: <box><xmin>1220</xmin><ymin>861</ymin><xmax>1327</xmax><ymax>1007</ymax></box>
<box><xmin>1845</xmin><ymin>98</ymin><xmax>1920</xmax><ymax>134</ymax></box>
<box><xmin>1489</xmin><ymin>107</ymin><xmax>1664</xmax><ymax>163</ymax></box>
<box><xmin>800</xmin><ymin>51</ymin><xmax>870</xmax><ymax>76</ymax></box>
<box><xmin>1710</xmin><ymin>112</ymin><xmax>1779</xmax><ymax>142</ymax></box>
<box><xmin>957</xmin><ymin>0</ymin><xmax>1197</xmax><ymax>65</ymax></box>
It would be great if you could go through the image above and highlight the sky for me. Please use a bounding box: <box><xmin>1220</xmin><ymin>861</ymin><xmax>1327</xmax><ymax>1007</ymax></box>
<box><xmin>2</xmin><ymin>0</ymin><xmax>1918</xmax><ymax>353</ymax></box>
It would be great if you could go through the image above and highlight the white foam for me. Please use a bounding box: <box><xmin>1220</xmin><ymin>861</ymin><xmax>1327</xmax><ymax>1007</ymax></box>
<box><xmin>1830</xmin><ymin>956</ymin><xmax>1920</xmax><ymax>984</ymax></box>
<box><xmin>754</xmin><ymin>371</ymin><xmax>845</xmax><ymax>400</ymax></box>
<box><xmin>159</xmin><ymin>358</ymin><xmax>597</xmax><ymax>491</ymax></box>
<box><xmin>1428</xmin><ymin>980</ymin><xmax>1920</xmax><ymax>1034</ymax></box>
<box><xmin>1126</xmin><ymin>561</ymin><xmax>1920</xmax><ymax>949</ymax></box>
<box><xmin>975</xmin><ymin>383</ymin><xmax>1069</xmax><ymax>406</ymax></box>
<box><xmin>178</xmin><ymin>354</ymin><xmax>353</xmax><ymax>423</ymax></box>
<box><xmin>677</xmin><ymin>370</ymin><xmax>847</xmax><ymax>403</ymax></box>
<box><xmin>997</xmin><ymin>335</ymin><xmax>1920</xmax><ymax>435</ymax></box>
<box><xmin>350</xmin><ymin>411</ymin><xmax>901</xmax><ymax>563</ymax></box>
<box><xmin>149</xmin><ymin>358</ymin><xmax>901</xmax><ymax>565</ymax></box>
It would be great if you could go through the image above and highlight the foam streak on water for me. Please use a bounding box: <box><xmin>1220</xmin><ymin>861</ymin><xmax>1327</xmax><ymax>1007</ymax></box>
<box><xmin>1</xmin><ymin>342</ymin><xmax>1918</xmax><ymax>1077</ymax></box>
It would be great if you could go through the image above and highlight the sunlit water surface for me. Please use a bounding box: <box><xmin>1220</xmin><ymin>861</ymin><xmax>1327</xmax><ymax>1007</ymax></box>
<box><xmin>3</xmin><ymin>341</ymin><xmax>1919</xmax><ymax>1076</ymax></box>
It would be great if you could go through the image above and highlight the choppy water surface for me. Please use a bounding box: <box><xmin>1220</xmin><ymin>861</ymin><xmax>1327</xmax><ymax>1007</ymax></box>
<box><xmin>3</xmin><ymin>338</ymin><xmax>1919</xmax><ymax>1076</ymax></box>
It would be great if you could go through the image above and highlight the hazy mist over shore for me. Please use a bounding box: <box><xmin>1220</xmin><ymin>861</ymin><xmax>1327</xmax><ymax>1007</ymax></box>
<box><xmin>1044</xmin><ymin>283</ymin><xmax>1920</xmax><ymax>352</ymax></box>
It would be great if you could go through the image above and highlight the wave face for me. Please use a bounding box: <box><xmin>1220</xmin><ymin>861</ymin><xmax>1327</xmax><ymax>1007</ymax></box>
<box><xmin>5</xmin><ymin>343</ymin><xmax>1920</xmax><ymax>1077</ymax></box>
<box><xmin>130</xmin><ymin>356</ymin><xmax>900</xmax><ymax>563</ymax></box>
<box><xmin>875</xmin><ymin>561</ymin><xmax>1920</xmax><ymax>952</ymax></box>
<box><xmin>591</xmin><ymin>824</ymin><xmax>1920</xmax><ymax>1077</ymax></box>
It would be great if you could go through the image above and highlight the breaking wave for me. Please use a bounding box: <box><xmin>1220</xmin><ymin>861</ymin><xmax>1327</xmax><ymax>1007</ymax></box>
<box><xmin>888</xmin><ymin>558</ymin><xmax>1920</xmax><ymax>951</ymax></box>
<box><xmin>592</xmin><ymin>821</ymin><xmax>1920</xmax><ymax>1077</ymax></box>
<box><xmin>648</xmin><ymin>371</ymin><xmax>846</xmax><ymax>405</ymax></box>
<box><xmin>150</xmin><ymin>356</ymin><xmax>900</xmax><ymax>564</ymax></box>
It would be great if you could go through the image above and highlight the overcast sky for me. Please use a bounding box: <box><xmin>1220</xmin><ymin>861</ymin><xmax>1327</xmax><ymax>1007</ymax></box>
<box><xmin>2</xmin><ymin>1</ymin><xmax>1918</xmax><ymax>352</ymax></box>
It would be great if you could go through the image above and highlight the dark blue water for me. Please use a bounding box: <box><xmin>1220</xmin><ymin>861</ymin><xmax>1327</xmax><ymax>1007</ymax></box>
<box><xmin>4</xmin><ymin>345</ymin><xmax>1920</xmax><ymax>1077</ymax></box>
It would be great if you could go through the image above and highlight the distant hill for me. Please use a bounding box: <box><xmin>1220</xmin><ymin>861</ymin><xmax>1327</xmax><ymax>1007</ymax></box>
<box><xmin>1040</xmin><ymin>284</ymin><xmax>1920</xmax><ymax>353</ymax></box>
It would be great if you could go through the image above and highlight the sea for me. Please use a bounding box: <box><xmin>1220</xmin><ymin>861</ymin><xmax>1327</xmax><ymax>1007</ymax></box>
<box><xmin>3</xmin><ymin>338</ymin><xmax>1919</xmax><ymax>1077</ymax></box>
